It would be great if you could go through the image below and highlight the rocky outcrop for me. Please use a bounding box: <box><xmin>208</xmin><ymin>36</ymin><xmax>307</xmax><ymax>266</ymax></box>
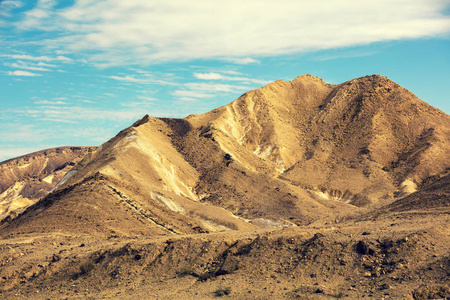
<box><xmin>0</xmin><ymin>146</ymin><xmax>96</xmax><ymax>220</ymax></box>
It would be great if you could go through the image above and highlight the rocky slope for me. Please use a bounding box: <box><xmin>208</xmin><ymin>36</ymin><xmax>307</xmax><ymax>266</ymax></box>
<box><xmin>0</xmin><ymin>74</ymin><xmax>449</xmax><ymax>299</ymax></box>
<box><xmin>2</xmin><ymin>74</ymin><xmax>449</xmax><ymax>238</ymax></box>
<box><xmin>0</xmin><ymin>147</ymin><xmax>96</xmax><ymax>221</ymax></box>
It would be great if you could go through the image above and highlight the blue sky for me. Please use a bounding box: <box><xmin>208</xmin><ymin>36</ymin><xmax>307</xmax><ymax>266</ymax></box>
<box><xmin>1</xmin><ymin>0</ymin><xmax>449</xmax><ymax>162</ymax></box>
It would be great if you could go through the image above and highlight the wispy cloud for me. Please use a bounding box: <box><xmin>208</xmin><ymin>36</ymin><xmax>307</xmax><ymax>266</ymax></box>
<box><xmin>137</xmin><ymin>96</ymin><xmax>158</xmax><ymax>101</ymax></box>
<box><xmin>34</xmin><ymin>100</ymin><xmax>66</xmax><ymax>105</ymax></box>
<box><xmin>2</xmin><ymin>54</ymin><xmax>72</xmax><ymax>62</ymax></box>
<box><xmin>0</xmin><ymin>0</ymin><xmax>23</xmax><ymax>19</ymax></box>
<box><xmin>194</xmin><ymin>72</ymin><xmax>270</xmax><ymax>85</ymax></box>
<box><xmin>9</xmin><ymin>0</ymin><xmax>450</xmax><ymax>66</ymax></box>
<box><xmin>9</xmin><ymin>61</ymin><xmax>52</xmax><ymax>71</ymax></box>
<box><xmin>0</xmin><ymin>124</ymin><xmax>52</xmax><ymax>144</ymax></box>
<box><xmin>185</xmin><ymin>82</ymin><xmax>251</xmax><ymax>93</ymax></box>
<box><xmin>172</xmin><ymin>90</ymin><xmax>212</xmax><ymax>99</ymax></box>
<box><xmin>24</xmin><ymin>106</ymin><xmax>144</xmax><ymax>123</ymax></box>
<box><xmin>7</xmin><ymin>70</ymin><xmax>42</xmax><ymax>76</ymax></box>
<box><xmin>313</xmin><ymin>50</ymin><xmax>378</xmax><ymax>61</ymax></box>
<box><xmin>108</xmin><ymin>74</ymin><xmax>175</xmax><ymax>85</ymax></box>
<box><xmin>225</xmin><ymin>57</ymin><xmax>260</xmax><ymax>64</ymax></box>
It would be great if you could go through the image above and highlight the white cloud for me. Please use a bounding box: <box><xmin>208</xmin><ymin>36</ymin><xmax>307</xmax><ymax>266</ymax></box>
<box><xmin>313</xmin><ymin>50</ymin><xmax>378</xmax><ymax>61</ymax></box>
<box><xmin>12</xmin><ymin>0</ymin><xmax>450</xmax><ymax>66</ymax></box>
<box><xmin>194</xmin><ymin>72</ymin><xmax>223</xmax><ymax>80</ymax></box>
<box><xmin>194</xmin><ymin>72</ymin><xmax>270</xmax><ymax>85</ymax></box>
<box><xmin>226</xmin><ymin>57</ymin><xmax>260</xmax><ymax>64</ymax></box>
<box><xmin>172</xmin><ymin>90</ymin><xmax>212</xmax><ymax>99</ymax></box>
<box><xmin>18</xmin><ymin>0</ymin><xmax>57</xmax><ymax>29</ymax></box>
<box><xmin>185</xmin><ymin>82</ymin><xmax>250</xmax><ymax>93</ymax></box>
<box><xmin>7</xmin><ymin>70</ymin><xmax>42</xmax><ymax>76</ymax></box>
<box><xmin>0</xmin><ymin>124</ymin><xmax>51</xmax><ymax>143</ymax></box>
<box><xmin>108</xmin><ymin>74</ymin><xmax>175</xmax><ymax>85</ymax></box>
<box><xmin>121</xmin><ymin>101</ymin><xmax>153</xmax><ymax>108</ymax></box>
<box><xmin>0</xmin><ymin>0</ymin><xmax>23</xmax><ymax>18</ymax></box>
<box><xmin>9</xmin><ymin>61</ymin><xmax>51</xmax><ymax>71</ymax></box>
<box><xmin>16</xmin><ymin>105</ymin><xmax>146</xmax><ymax>124</ymax></box>
<box><xmin>36</xmin><ymin>62</ymin><xmax>57</xmax><ymax>67</ymax></box>
<box><xmin>2</xmin><ymin>54</ymin><xmax>72</xmax><ymax>62</ymax></box>
<box><xmin>137</xmin><ymin>96</ymin><xmax>158</xmax><ymax>101</ymax></box>
<box><xmin>34</xmin><ymin>100</ymin><xmax>66</xmax><ymax>105</ymax></box>
<box><xmin>222</xmin><ymin>70</ymin><xmax>243</xmax><ymax>75</ymax></box>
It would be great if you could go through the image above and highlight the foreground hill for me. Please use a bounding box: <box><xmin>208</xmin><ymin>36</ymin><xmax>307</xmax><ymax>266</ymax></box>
<box><xmin>0</xmin><ymin>74</ymin><xmax>449</xmax><ymax>299</ymax></box>
<box><xmin>1</xmin><ymin>74</ymin><xmax>448</xmax><ymax>238</ymax></box>
<box><xmin>0</xmin><ymin>147</ymin><xmax>96</xmax><ymax>221</ymax></box>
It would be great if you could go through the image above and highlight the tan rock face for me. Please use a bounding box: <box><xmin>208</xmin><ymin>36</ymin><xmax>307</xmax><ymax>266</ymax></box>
<box><xmin>1</xmin><ymin>74</ymin><xmax>449</xmax><ymax>238</ymax></box>
<box><xmin>0</xmin><ymin>147</ymin><xmax>97</xmax><ymax>220</ymax></box>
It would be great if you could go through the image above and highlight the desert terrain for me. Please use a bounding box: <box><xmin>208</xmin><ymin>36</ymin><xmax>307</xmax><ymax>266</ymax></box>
<box><xmin>0</xmin><ymin>147</ymin><xmax>96</xmax><ymax>222</ymax></box>
<box><xmin>0</xmin><ymin>75</ymin><xmax>448</xmax><ymax>299</ymax></box>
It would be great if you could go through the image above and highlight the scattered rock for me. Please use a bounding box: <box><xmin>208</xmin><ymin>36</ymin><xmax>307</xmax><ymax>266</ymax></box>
<box><xmin>51</xmin><ymin>254</ymin><xmax>60</xmax><ymax>262</ymax></box>
<box><xmin>356</xmin><ymin>241</ymin><xmax>374</xmax><ymax>255</ymax></box>
<box><xmin>315</xmin><ymin>287</ymin><xmax>324</xmax><ymax>293</ymax></box>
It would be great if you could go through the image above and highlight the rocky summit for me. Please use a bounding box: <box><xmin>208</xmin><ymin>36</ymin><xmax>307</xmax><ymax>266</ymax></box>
<box><xmin>0</xmin><ymin>75</ymin><xmax>449</xmax><ymax>299</ymax></box>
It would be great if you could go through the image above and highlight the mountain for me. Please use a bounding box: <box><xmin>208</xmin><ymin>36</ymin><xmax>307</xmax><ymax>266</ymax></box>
<box><xmin>1</xmin><ymin>74</ymin><xmax>448</xmax><ymax>238</ymax></box>
<box><xmin>0</xmin><ymin>74</ymin><xmax>449</xmax><ymax>299</ymax></box>
<box><xmin>0</xmin><ymin>147</ymin><xmax>96</xmax><ymax>221</ymax></box>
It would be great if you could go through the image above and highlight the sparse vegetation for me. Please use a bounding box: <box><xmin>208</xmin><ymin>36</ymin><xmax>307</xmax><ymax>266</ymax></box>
<box><xmin>79</xmin><ymin>261</ymin><xmax>95</xmax><ymax>275</ymax></box>
<box><xmin>214</xmin><ymin>286</ymin><xmax>231</xmax><ymax>297</ymax></box>
<box><xmin>178</xmin><ymin>264</ymin><xmax>196</xmax><ymax>277</ymax></box>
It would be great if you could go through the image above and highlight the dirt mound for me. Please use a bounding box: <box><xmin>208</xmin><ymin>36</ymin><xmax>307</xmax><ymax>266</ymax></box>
<box><xmin>0</xmin><ymin>147</ymin><xmax>96</xmax><ymax>221</ymax></box>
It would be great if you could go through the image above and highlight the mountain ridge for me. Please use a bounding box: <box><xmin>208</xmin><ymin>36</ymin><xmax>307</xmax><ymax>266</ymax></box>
<box><xmin>1</xmin><ymin>74</ymin><xmax>449</xmax><ymax>299</ymax></box>
<box><xmin>1</xmin><ymin>74</ymin><xmax>449</xmax><ymax>238</ymax></box>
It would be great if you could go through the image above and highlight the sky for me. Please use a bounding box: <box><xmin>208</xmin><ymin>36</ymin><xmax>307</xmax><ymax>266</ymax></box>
<box><xmin>0</xmin><ymin>0</ymin><xmax>449</xmax><ymax>162</ymax></box>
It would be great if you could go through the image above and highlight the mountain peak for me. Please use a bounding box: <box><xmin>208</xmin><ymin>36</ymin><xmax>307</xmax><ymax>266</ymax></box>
<box><xmin>292</xmin><ymin>73</ymin><xmax>329</xmax><ymax>83</ymax></box>
<box><xmin>1</xmin><ymin>74</ymin><xmax>449</xmax><ymax>238</ymax></box>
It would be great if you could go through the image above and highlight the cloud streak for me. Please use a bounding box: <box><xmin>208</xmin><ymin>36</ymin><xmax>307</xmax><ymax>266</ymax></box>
<box><xmin>172</xmin><ymin>90</ymin><xmax>212</xmax><ymax>100</ymax></box>
<box><xmin>9</xmin><ymin>61</ymin><xmax>52</xmax><ymax>71</ymax></box>
<box><xmin>11</xmin><ymin>0</ymin><xmax>450</xmax><ymax>66</ymax></box>
<box><xmin>194</xmin><ymin>72</ymin><xmax>270</xmax><ymax>85</ymax></box>
<box><xmin>108</xmin><ymin>74</ymin><xmax>175</xmax><ymax>86</ymax></box>
<box><xmin>2</xmin><ymin>54</ymin><xmax>72</xmax><ymax>62</ymax></box>
<box><xmin>7</xmin><ymin>70</ymin><xmax>42</xmax><ymax>76</ymax></box>
<box><xmin>0</xmin><ymin>0</ymin><xmax>23</xmax><ymax>20</ymax></box>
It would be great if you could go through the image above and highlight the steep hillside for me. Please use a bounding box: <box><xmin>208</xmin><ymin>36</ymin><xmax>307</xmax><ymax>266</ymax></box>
<box><xmin>189</xmin><ymin>74</ymin><xmax>450</xmax><ymax>205</ymax></box>
<box><xmin>1</xmin><ymin>74</ymin><xmax>449</xmax><ymax>238</ymax></box>
<box><xmin>0</xmin><ymin>147</ymin><xmax>96</xmax><ymax>221</ymax></box>
<box><xmin>385</xmin><ymin>171</ymin><xmax>450</xmax><ymax>212</ymax></box>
